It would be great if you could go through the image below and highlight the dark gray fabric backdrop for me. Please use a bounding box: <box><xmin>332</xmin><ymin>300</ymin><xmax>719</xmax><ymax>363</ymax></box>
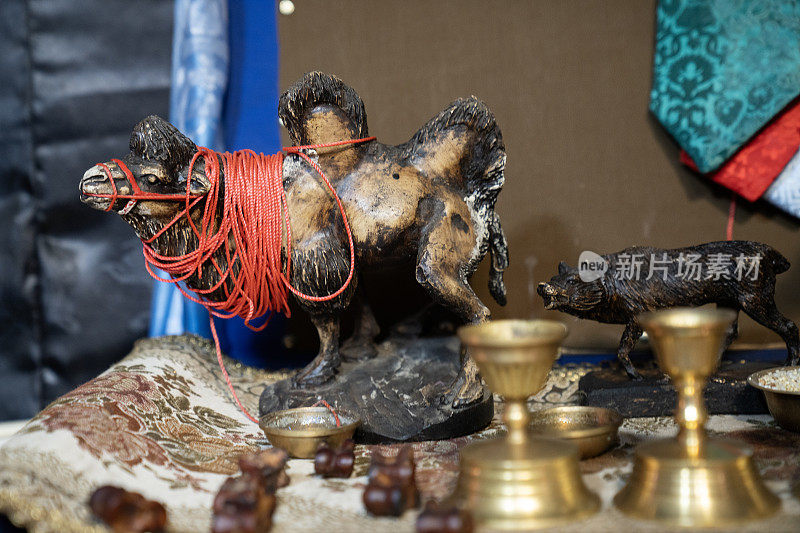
<box><xmin>0</xmin><ymin>0</ymin><xmax>173</xmax><ymax>420</ymax></box>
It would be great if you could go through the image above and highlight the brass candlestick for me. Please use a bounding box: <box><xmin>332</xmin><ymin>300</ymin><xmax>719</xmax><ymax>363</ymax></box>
<box><xmin>453</xmin><ymin>320</ymin><xmax>600</xmax><ymax>530</ymax></box>
<box><xmin>614</xmin><ymin>308</ymin><xmax>780</xmax><ymax>526</ymax></box>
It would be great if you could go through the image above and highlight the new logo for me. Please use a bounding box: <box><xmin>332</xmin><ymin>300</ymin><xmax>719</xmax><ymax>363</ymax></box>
<box><xmin>578</xmin><ymin>250</ymin><xmax>608</xmax><ymax>282</ymax></box>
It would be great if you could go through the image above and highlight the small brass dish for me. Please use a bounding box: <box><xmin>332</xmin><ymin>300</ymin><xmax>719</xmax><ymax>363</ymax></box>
<box><xmin>529</xmin><ymin>406</ymin><xmax>622</xmax><ymax>459</ymax></box>
<box><xmin>748</xmin><ymin>366</ymin><xmax>800</xmax><ymax>433</ymax></box>
<box><xmin>259</xmin><ymin>407</ymin><xmax>361</xmax><ymax>458</ymax></box>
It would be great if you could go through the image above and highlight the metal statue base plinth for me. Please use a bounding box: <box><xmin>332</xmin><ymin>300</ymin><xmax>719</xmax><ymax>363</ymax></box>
<box><xmin>453</xmin><ymin>436</ymin><xmax>599</xmax><ymax>530</ymax></box>
<box><xmin>614</xmin><ymin>438</ymin><xmax>780</xmax><ymax>527</ymax></box>
<box><xmin>579</xmin><ymin>359</ymin><xmax>773</xmax><ymax>417</ymax></box>
<box><xmin>259</xmin><ymin>336</ymin><xmax>493</xmax><ymax>443</ymax></box>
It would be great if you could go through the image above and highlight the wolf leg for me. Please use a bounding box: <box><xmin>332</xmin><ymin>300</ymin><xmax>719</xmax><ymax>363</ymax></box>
<box><xmin>742</xmin><ymin>301</ymin><xmax>800</xmax><ymax>366</ymax></box>
<box><xmin>618</xmin><ymin>322</ymin><xmax>643</xmax><ymax>380</ymax></box>
<box><xmin>719</xmin><ymin>308</ymin><xmax>739</xmax><ymax>353</ymax></box>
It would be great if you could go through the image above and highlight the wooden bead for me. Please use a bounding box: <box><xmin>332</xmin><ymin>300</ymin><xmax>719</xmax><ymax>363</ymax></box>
<box><xmin>314</xmin><ymin>439</ymin><xmax>355</xmax><ymax>478</ymax></box>
<box><xmin>212</xmin><ymin>475</ymin><xmax>276</xmax><ymax>533</ymax></box>
<box><xmin>89</xmin><ymin>485</ymin><xmax>167</xmax><ymax>533</ymax></box>
<box><xmin>363</xmin><ymin>446</ymin><xmax>419</xmax><ymax>516</ymax></box>
<box><xmin>416</xmin><ymin>500</ymin><xmax>474</xmax><ymax>533</ymax></box>
<box><xmin>211</xmin><ymin>448</ymin><xmax>289</xmax><ymax>532</ymax></box>
<box><xmin>238</xmin><ymin>447</ymin><xmax>290</xmax><ymax>491</ymax></box>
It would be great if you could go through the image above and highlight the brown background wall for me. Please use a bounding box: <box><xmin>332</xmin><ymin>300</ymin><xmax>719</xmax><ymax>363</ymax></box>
<box><xmin>279</xmin><ymin>0</ymin><xmax>800</xmax><ymax>351</ymax></box>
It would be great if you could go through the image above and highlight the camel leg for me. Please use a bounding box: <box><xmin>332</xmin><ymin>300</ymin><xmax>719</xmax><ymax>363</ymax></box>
<box><xmin>340</xmin><ymin>288</ymin><xmax>380</xmax><ymax>362</ymax></box>
<box><xmin>289</xmin><ymin>237</ymin><xmax>355</xmax><ymax>386</ymax></box>
<box><xmin>415</xmin><ymin>207</ymin><xmax>490</xmax><ymax>409</ymax></box>
<box><xmin>293</xmin><ymin>313</ymin><xmax>341</xmax><ymax>387</ymax></box>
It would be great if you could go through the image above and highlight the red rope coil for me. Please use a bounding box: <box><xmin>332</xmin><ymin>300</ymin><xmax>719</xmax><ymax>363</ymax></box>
<box><xmin>88</xmin><ymin>137</ymin><xmax>375</xmax><ymax>424</ymax></box>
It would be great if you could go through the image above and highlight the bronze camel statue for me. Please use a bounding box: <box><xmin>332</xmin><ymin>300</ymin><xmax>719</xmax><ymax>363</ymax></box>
<box><xmin>79</xmin><ymin>72</ymin><xmax>509</xmax><ymax>407</ymax></box>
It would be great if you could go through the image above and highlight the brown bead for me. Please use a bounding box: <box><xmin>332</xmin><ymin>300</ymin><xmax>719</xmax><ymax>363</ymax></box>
<box><xmin>212</xmin><ymin>475</ymin><xmax>276</xmax><ymax>533</ymax></box>
<box><xmin>89</xmin><ymin>485</ymin><xmax>167</xmax><ymax>533</ymax></box>
<box><xmin>314</xmin><ymin>444</ymin><xmax>334</xmax><ymax>475</ymax></box>
<box><xmin>238</xmin><ymin>448</ymin><xmax>290</xmax><ymax>492</ymax></box>
<box><xmin>363</xmin><ymin>446</ymin><xmax>419</xmax><ymax>516</ymax></box>
<box><xmin>211</xmin><ymin>448</ymin><xmax>289</xmax><ymax>533</ymax></box>
<box><xmin>363</xmin><ymin>485</ymin><xmax>405</xmax><ymax>517</ymax></box>
<box><xmin>416</xmin><ymin>501</ymin><xmax>474</xmax><ymax>533</ymax></box>
<box><xmin>314</xmin><ymin>439</ymin><xmax>355</xmax><ymax>478</ymax></box>
<box><xmin>331</xmin><ymin>449</ymin><xmax>355</xmax><ymax>477</ymax></box>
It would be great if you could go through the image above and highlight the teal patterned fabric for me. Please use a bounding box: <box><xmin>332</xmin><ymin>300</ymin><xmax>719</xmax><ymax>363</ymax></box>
<box><xmin>651</xmin><ymin>0</ymin><xmax>800</xmax><ymax>173</ymax></box>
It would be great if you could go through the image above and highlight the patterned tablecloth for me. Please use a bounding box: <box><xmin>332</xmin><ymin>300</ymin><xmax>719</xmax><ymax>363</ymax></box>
<box><xmin>0</xmin><ymin>335</ymin><xmax>798</xmax><ymax>532</ymax></box>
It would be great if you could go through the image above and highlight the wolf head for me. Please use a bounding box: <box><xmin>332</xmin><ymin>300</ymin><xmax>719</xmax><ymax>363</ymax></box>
<box><xmin>537</xmin><ymin>261</ymin><xmax>607</xmax><ymax>314</ymax></box>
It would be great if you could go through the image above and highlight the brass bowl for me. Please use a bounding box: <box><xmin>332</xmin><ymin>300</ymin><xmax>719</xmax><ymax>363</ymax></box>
<box><xmin>259</xmin><ymin>407</ymin><xmax>362</xmax><ymax>458</ymax></box>
<box><xmin>748</xmin><ymin>366</ymin><xmax>800</xmax><ymax>433</ymax></box>
<box><xmin>529</xmin><ymin>406</ymin><xmax>623</xmax><ymax>459</ymax></box>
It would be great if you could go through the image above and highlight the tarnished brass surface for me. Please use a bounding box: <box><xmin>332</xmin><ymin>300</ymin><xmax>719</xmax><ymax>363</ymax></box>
<box><xmin>529</xmin><ymin>405</ymin><xmax>622</xmax><ymax>459</ymax></box>
<box><xmin>748</xmin><ymin>366</ymin><xmax>800</xmax><ymax>433</ymax></box>
<box><xmin>458</xmin><ymin>320</ymin><xmax>568</xmax><ymax>402</ymax></box>
<box><xmin>614</xmin><ymin>308</ymin><xmax>780</xmax><ymax>526</ymax></box>
<box><xmin>259</xmin><ymin>407</ymin><xmax>361</xmax><ymax>459</ymax></box>
<box><xmin>615</xmin><ymin>439</ymin><xmax>780</xmax><ymax>527</ymax></box>
<box><xmin>455</xmin><ymin>438</ymin><xmax>599</xmax><ymax>530</ymax></box>
<box><xmin>454</xmin><ymin>319</ymin><xmax>599</xmax><ymax>529</ymax></box>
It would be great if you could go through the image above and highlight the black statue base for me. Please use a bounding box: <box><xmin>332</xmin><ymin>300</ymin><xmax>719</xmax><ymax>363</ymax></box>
<box><xmin>579</xmin><ymin>358</ymin><xmax>773</xmax><ymax>417</ymax></box>
<box><xmin>259</xmin><ymin>335</ymin><xmax>494</xmax><ymax>443</ymax></box>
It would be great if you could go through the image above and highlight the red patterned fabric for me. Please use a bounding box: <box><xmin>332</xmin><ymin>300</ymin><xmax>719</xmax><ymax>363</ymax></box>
<box><xmin>681</xmin><ymin>100</ymin><xmax>800</xmax><ymax>202</ymax></box>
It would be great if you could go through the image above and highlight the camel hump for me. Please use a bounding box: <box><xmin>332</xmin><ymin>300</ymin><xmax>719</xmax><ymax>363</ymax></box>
<box><xmin>403</xmin><ymin>97</ymin><xmax>506</xmax><ymax>211</ymax></box>
<box><xmin>278</xmin><ymin>72</ymin><xmax>368</xmax><ymax>147</ymax></box>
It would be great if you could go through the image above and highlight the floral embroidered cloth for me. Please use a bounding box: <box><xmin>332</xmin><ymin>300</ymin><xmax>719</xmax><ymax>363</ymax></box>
<box><xmin>1</xmin><ymin>335</ymin><xmax>799</xmax><ymax>532</ymax></box>
<box><xmin>650</xmin><ymin>0</ymin><xmax>800</xmax><ymax>173</ymax></box>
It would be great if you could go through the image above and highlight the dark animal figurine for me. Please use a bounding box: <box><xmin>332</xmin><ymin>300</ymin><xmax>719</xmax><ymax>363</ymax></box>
<box><xmin>79</xmin><ymin>72</ymin><xmax>508</xmax><ymax>408</ymax></box>
<box><xmin>537</xmin><ymin>241</ymin><xmax>799</xmax><ymax>379</ymax></box>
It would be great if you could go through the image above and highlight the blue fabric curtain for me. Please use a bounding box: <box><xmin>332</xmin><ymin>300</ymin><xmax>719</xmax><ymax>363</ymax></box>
<box><xmin>150</xmin><ymin>0</ymin><xmax>284</xmax><ymax>368</ymax></box>
<box><xmin>149</xmin><ymin>0</ymin><xmax>229</xmax><ymax>341</ymax></box>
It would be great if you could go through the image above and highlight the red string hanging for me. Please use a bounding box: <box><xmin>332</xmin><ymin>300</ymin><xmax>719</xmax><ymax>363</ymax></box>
<box><xmin>726</xmin><ymin>195</ymin><xmax>736</xmax><ymax>241</ymax></box>
<box><xmin>88</xmin><ymin>137</ymin><xmax>375</xmax><ymax>424</ymax></box>
<box><xmin>312</xmin><ymin>399</ymin><xmax>341</xmax><ymax>427</ymax></box>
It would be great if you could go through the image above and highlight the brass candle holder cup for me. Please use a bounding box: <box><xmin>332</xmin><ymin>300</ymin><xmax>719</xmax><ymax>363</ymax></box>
<box><xmin>614</xmin><ymin>308</ymin><xmax>780</xmax><ymax>527</ymax></box>
<box><xmin>453</xmin><ymin>320</ymin><xmax>600</xmax><ymax>530</ymax></box>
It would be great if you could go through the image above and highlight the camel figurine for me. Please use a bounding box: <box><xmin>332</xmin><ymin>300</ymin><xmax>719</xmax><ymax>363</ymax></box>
<box><xmin>79</xmin><ymin>72</ymin><xmax>508</xmax><ymax>409</ymax></box>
